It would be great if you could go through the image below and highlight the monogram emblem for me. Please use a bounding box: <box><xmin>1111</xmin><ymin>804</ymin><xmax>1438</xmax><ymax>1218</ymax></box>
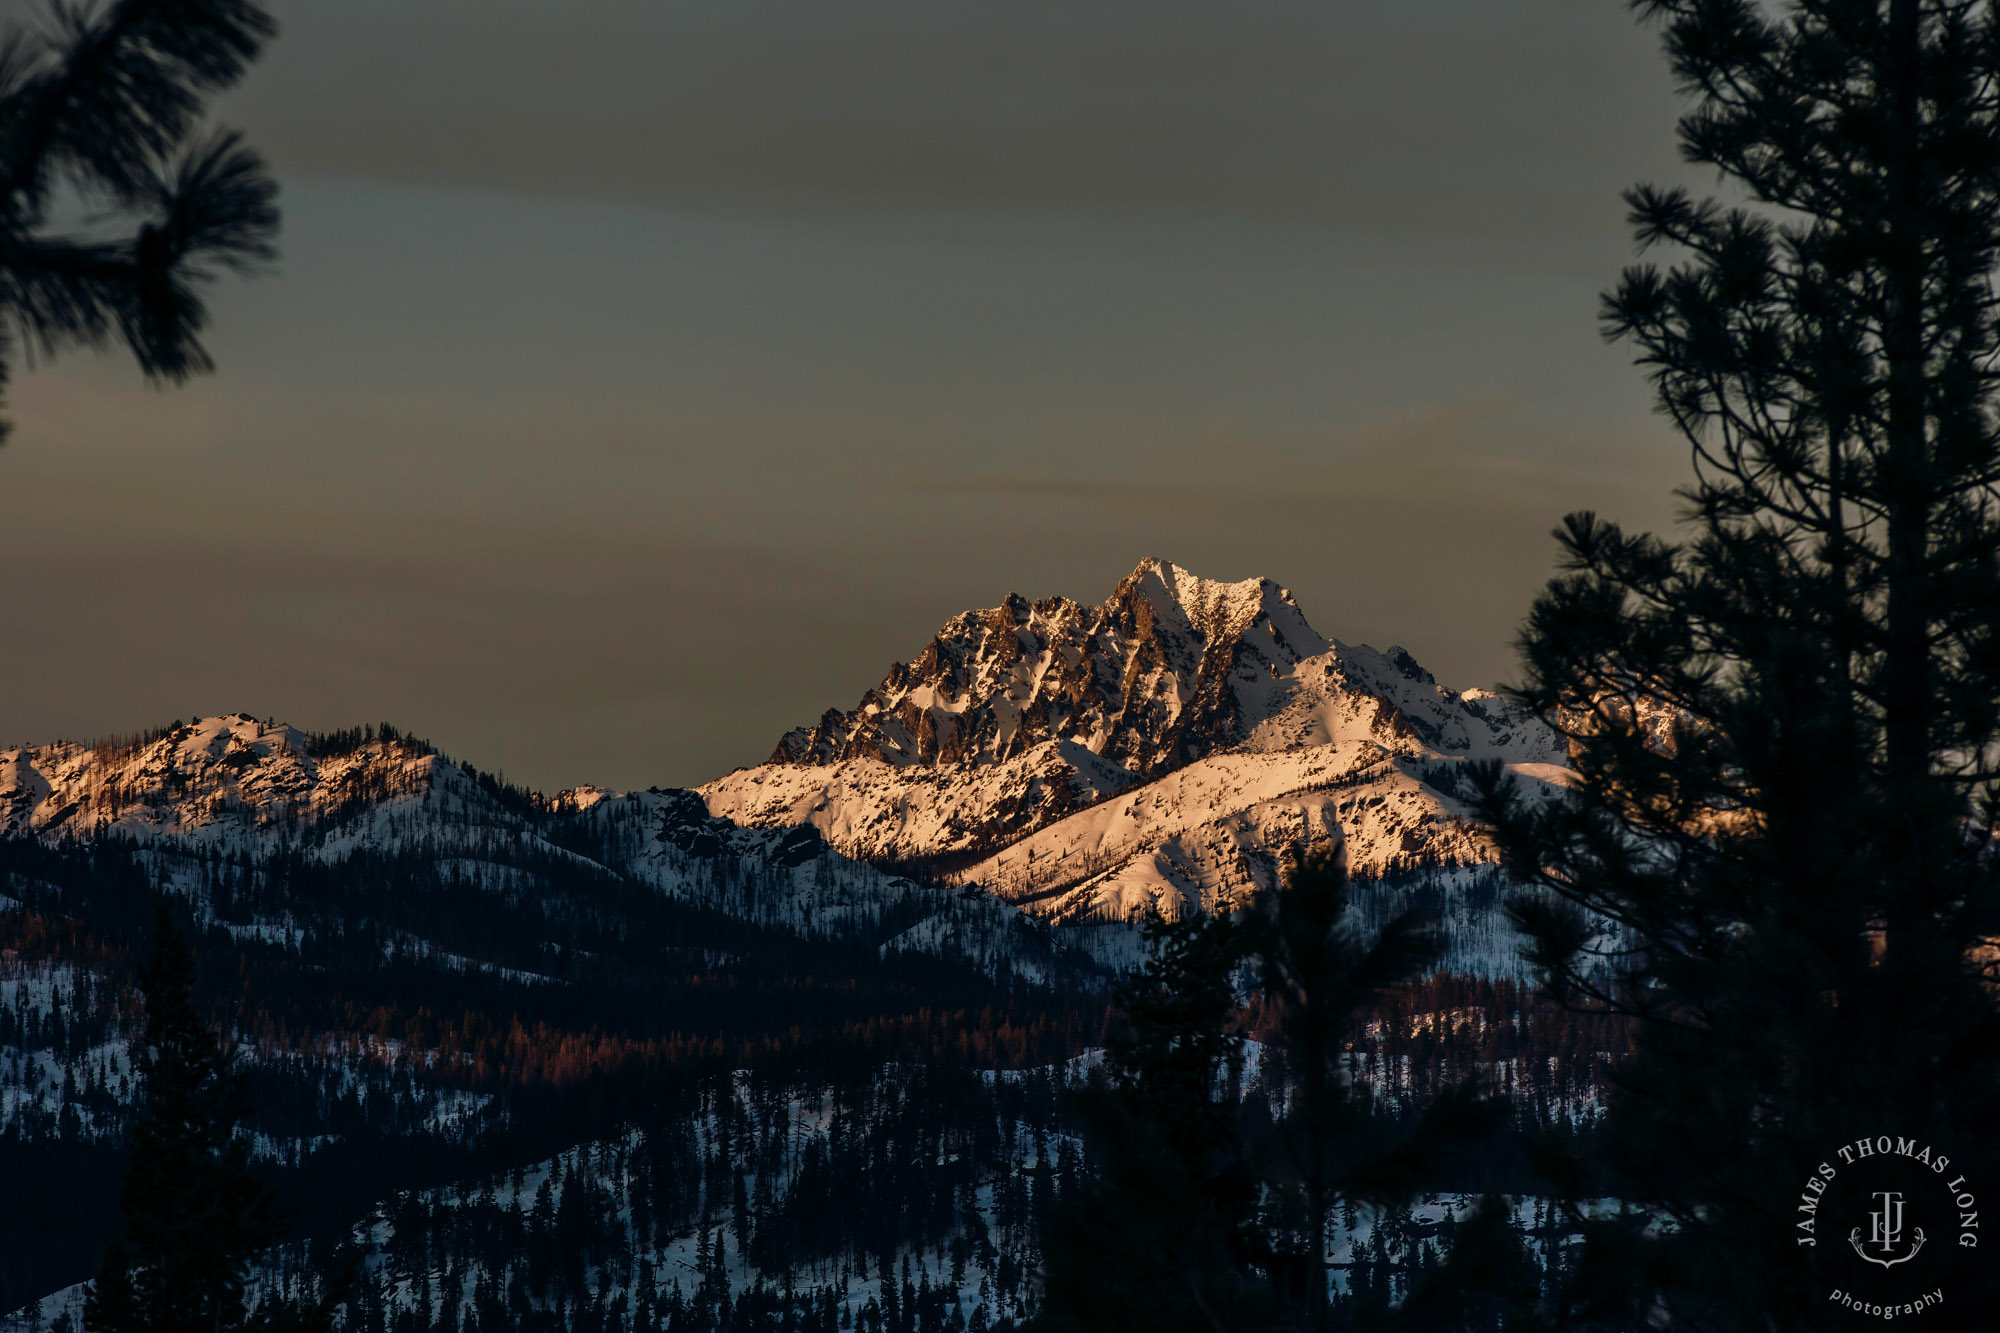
<box><xmin>1849</xmin><ymin>1190</ymin><xmax>1927</xmax><ymax>1268</ymax></box>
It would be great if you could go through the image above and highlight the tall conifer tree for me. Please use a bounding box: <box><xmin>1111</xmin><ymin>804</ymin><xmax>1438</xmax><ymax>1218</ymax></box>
<box><xmin>1239</xmin><ymin>852</ymin><xmax>1522</xmax><ymax>1333</ymax></box>
<box><xmin>86</xmin><ymin>905</ymin><xmax>335</xmax><ymax>1333</ymax></box>
<box><xmin>1476</xmin><ymin>2</ymin><xmax>2000</xmax><ymax>1327</ymax></box>
<box><xmin>1036</xmin><ymin>902</ymin><xmax>1265</xmax><ymax>1333</ymax></box>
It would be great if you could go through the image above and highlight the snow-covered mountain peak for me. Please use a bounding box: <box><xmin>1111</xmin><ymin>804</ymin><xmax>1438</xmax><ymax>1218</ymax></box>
<box><xmin>1119</xmin><ymin>557</ymin><xmax>1327</xmax><ymax>662</ymax></box>
<box><xmin>707</xmin><ymin>561</ymin><xmax>1569</xmax><ymax>920</ymax></box>
<box><xmin>761</xmin><ymin>560</ymin><xmax>1551</xmax><ymax>784</ymax></box>
<box><xmin>769</xmin><ymin>558</ymin><xmax>1356</xmax><ymax>781</ymax></box>
<box><xmin>1120</xmin><ymin>552</ymin><xmax>1320</xmax><ymax>644</ymax></box>
<box><xmin>555</xmin><ymin>783</ymin><xmax>619</xmax><ymax>813</ymax></box>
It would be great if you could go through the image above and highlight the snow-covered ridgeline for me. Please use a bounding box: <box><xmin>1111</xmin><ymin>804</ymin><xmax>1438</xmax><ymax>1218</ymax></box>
<box><xmin>0</xmin><ymin>719</ymin><xmax>1108</xmax><ymax>984</ymax></box>
<box><xmin>0</xmin><ymin>559</ymin><xmax>1585</xmax><ymax>977</ymax></box>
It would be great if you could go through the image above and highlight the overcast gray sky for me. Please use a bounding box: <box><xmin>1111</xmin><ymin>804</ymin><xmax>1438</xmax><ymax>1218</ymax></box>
<box><xmin>0</xmin><ymin>0</ymin><xmax>1703</xmax><ymax>791</ymax></box>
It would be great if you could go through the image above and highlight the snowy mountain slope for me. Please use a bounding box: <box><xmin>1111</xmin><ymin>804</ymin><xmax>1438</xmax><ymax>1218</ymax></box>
<box><xmin>960</xmin><ymin>753</ymin><xmax>1435</xmax><ymax>923</ymax></box>
<box><xmin>2</xmin><ymin>1061</ymin><xmax>1095</xmax><ymax>1333</ymax></box>
<box><xmin>564</xmin><ymin>786</ymin><xmax>1081</xmax><ymax>981</ymax></box>
<box><xmin>703</xmin><ymin>558</ymin><xmax>1569</xmax><ymax>920</ymax></box>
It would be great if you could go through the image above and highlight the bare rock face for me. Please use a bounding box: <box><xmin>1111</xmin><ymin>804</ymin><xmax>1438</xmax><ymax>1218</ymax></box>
<box><xmin>771</xmin><ymin>559</ymin><xmax>1332</xmax><ymax>776</ymax></box>
<box><xmin>711</xmin><ymin>559</ymin><xmax>1571</xmax><ymax>920</ymax></box>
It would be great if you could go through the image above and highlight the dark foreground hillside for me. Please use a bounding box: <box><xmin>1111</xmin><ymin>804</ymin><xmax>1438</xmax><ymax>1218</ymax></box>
<box><xmin>0</xmin><ymin>833</ymin><xmax>1105</xmax><ymax>1320</ymax></box>
<box><xmin>1</xmin><ymin>827</ymin><xmax>1627</xmax><ymax>1330</ymax></box>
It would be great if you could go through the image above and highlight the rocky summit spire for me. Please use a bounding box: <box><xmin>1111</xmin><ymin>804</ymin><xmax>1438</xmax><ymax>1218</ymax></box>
<box><xmin>769</xmin><ymin>558</ymin><xmax>1334</xmax><ymax>779</ymax></box>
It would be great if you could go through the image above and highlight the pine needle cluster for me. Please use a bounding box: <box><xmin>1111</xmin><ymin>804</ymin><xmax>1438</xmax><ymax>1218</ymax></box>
<box><xmin>0</xmin><ymin>0</ymin><xmax>279</xmax><ymax>442</ymax></box>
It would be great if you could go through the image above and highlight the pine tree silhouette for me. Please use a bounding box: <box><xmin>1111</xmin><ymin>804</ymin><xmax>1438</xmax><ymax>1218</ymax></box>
<box><xmin>0</xmin><ymin>0</ymin><xmax>280</xmax><ymax>443</ymax></box>
<box><xmin>1475</xmin><ymin>2</ymin><xmax>2000</xmax><ymax>1328</ymax></box>
<box><xmin>85</xmin><ymin>905</ymin><xmax>338</xmax><ymax>1333</ymax></box>
<box><xmin>1238</xmin><ymin>851</ymin><xmax>1518</xmax><ymax>1333</ymax></box>
<box><xmin>1034</xmin><ymin>893</ymin><xmax>1264</xmax><ymax>1333</ymax></box>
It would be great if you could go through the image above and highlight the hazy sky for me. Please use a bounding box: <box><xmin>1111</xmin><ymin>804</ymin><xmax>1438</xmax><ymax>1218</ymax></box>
<box><xmin>1</xmin><ymin>0</ymin><xmax>1704</xmax><ymax>791</ymax></box>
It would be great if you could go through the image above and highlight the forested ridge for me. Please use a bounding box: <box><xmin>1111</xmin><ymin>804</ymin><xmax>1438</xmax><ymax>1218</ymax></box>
<box><xmin>0</xmin><ymin>830</ymin><xmax>1104</xmax><ymax>1317</ymax></box>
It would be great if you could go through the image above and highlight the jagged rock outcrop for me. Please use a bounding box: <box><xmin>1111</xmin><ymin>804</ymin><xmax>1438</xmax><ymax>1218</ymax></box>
<box><xmin>770</xmin><ymin>559</ymin><xmax>1327</xmax><ymax>776</ymax></box>
<box><xmin>0</xmin><ymin>715</ymin><xmax>446</xmax><ymax>846</ymax></box>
